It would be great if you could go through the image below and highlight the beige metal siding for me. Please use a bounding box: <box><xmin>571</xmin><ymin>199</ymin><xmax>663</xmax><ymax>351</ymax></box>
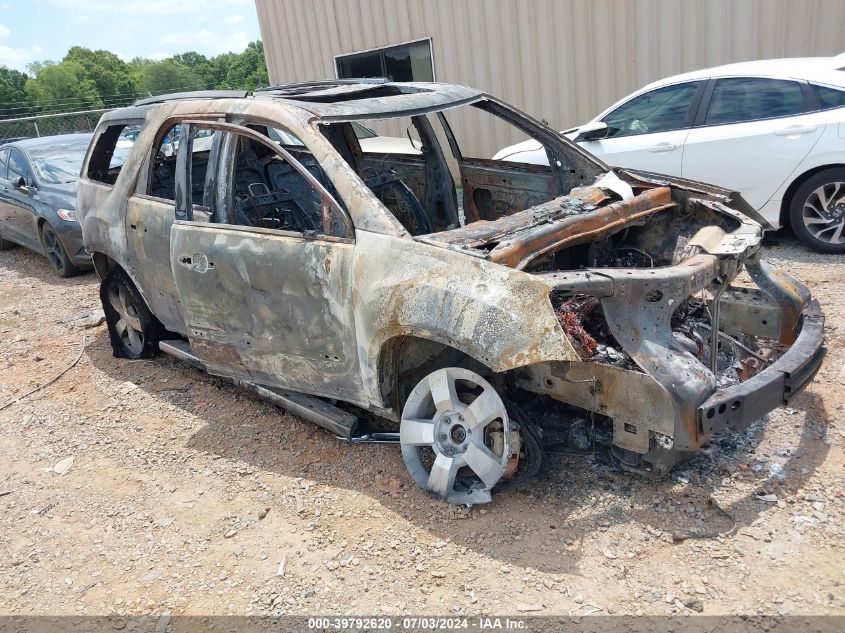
<box><xmin>256</xmin><ymin>0</ymin><xmax>845</xmax><ymax>158</ymax></box>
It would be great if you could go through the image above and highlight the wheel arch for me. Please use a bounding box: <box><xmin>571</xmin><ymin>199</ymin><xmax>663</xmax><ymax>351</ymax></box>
<box><xmin>376</xmin><ymin>333</ymin><xmax>495</xmax><ymax>416</ymax></box>
<box><xmin>779</xmin><ymin>163</ymin><xmax>845</xmax><ymax>228</ymax></box>
<box><xmin>91</xmin><ymin>251</ymin><xmax>118</xmax><ymax>279</ymax></box>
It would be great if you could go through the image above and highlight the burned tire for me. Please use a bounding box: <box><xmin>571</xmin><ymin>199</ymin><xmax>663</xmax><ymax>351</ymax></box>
<box><xmin>789</xmin><ymin>168</ymin><xmax>845</xmax><ymax>254</ymax></box>
<box><xmin>100</xmin><ymin>269</ymin><xmax>161</xmax><ymax>359</ymax></box>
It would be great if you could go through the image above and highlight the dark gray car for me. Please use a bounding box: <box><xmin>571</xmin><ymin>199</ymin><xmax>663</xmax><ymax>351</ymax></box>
<box><xmin>0</xmin><ymin>134</ymin><xmax>93</xmax><ymax>277</ymax></box>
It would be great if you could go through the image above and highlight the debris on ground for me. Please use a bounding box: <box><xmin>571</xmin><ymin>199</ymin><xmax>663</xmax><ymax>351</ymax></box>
<box><xmin>0</xmin><ymin>238</ymin><xmax>843</xmax><ymax>617</ymax></box>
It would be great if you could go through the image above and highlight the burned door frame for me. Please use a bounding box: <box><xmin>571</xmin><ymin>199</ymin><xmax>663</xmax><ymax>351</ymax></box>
<box><xmin>169</xmin><ymin>119</ymin><xmax>364</xmax><ymax>402</ymax></box>
<box><xmin>322</xmin><ymin>115</ymin><xmax>459</xmax><ymax>234</ymax></box>
<box><xmin>435</xmin><ymin>99</ymin><xmax>572</xmax><ymax>223</ymax></box>
<box><xmin>124</xmin><ymin>114</ymin><xmax>222</xmax><ymax>333</ymax></box>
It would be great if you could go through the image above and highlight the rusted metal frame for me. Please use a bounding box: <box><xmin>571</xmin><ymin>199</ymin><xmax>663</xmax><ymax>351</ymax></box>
<box><xmin>174</xmin><ymin>122</ymin><xmax>194</xmax><ymax>221</ymax></box>
<box><xmin>718</xmin><ymin>286</ymin><xmax>782</xmax><ymax>340</ymax></box>
<box><xmin>745</xmin><ymin>255</ymin><xmax>811</xmax><ymax>345</ymax></box>
<box><xmin>709</xmin><ymin>280</ymin><xmax>727</xmax><ymax>374</ymax></box>
<box><xmin>488</xmin><ymin>187</ymin><xmax>675</xmax><ymax>269</ymax></box>
<box><xmin>588</xmin><ymin>254</ymin><xmax>724</xmax><ymax>459</ymax></box>
<box><xmin>310</xmin><ymin>94</ymin><xmax>482</xmax><ymax>123</ymax></box>
<box><xmin>516</xmin><ymin>361</ymin><xmax>675</xmax><ymax>455</ymax></box>
<box><xmin>482</xmin><ymin>97</ymin><xmax>607</xmax><ymax>177</ymax></box>
<box><xmin>179</xmin><ymin>118</ymin><xmax>355</xmax><ymax>238</ymax></box>
<box><xmin>622</xmin><ymin>168</ymin><xmax>773</xmax><ymax>230</ymax></box>
<box><xmin>412</xmin><ymin>113</ymin><xmax>460</xmax><ymax>230</ymax></box>
<box><xmin>172</xmin><ymin>220</ymin><xmax>354</xmax><ymax>244</ymax></box>
<box><xmin>426</xmin><ymin>185</ymin><xmax>611</xmax><ymax>247</ymax></box>
<box><xmin>698</xmin><ymin>299</ymin><xmax>825</xmax><ymax>434</ymax></box>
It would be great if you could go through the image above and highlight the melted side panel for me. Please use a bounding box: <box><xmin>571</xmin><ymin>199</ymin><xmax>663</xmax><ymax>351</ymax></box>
<box><xmin>170</xmin><ymin>223</ymin><xmax>363</xmax><ymax>402</ymax></box>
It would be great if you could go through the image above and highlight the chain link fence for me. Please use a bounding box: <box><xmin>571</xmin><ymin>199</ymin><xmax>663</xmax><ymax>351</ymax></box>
<box><xmin>0</xmin><ymin>108</ymin><xmax>112</xmax><ymax>142</ymax></box>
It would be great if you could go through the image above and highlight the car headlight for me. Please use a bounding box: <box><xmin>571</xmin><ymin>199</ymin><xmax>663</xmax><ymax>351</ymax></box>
<box><xmin>56</xmin><ymin>208</ymin><xmax>77</xmax><ymax>222</ymax></box>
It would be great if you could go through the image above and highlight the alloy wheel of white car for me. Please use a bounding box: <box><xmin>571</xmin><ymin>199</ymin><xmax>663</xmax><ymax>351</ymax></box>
<box><xmin>790</xmin><ymin>168</ymin><xmax>845</xmax><ymax>254</ymax></box>
<box><xmin>801</xmin><ymin>181</ymin><xmax>845</xmax><ymax>246</ymax></box>
<box><xmin>400</xmin><ymin>367</ymin><xmax>512</xmax><ymax>506</ymax></box>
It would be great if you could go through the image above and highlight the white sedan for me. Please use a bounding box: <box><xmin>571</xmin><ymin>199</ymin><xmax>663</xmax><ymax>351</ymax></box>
<box><xmin>495</xmin><ymin>56</ymin><xmax>845</xmax><ymax>253</ymax></box>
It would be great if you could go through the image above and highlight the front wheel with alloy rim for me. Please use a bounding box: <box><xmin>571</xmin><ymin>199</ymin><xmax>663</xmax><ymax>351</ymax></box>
<box><xmin>400</xmin><ymin>367</ymin><xmax>518</xmax><ymax>506</ymax></box>
<box><xmin>789</xmin><ymin>168</ymin><xmax>845</xmax><ymax>254</ymax></box>
<box><xmin>40</xmin><ymin>223</ymin><xmax>79</xmax><ymax>277</ymax></box>
<box><xmin>101</xmin><ymin>270</ymin><xmax>162</xmax><ymax>359</ymax></box>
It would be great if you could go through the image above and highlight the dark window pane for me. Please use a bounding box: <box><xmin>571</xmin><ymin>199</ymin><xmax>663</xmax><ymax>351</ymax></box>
<box><xmin>8</xmin><ymin>148</ymin><xmax>30</xmax><ymax>183</ymax></box>
<box><xmin>815</xmin><ymin>84</ymin><xmax>845</xmax><ymax>110</ymax></box>
<box><xmin>384</xmin><ymin>41</ymin><xmax>433</xmax><ymax>82</ymax></box>
<box><xmin>337</xmin><ymin>40</ymin><xmax>433</xmax><ymax>82</ymax></box>
<box><xmin>705</xmin><ymin>78</ymin><xmax>808</xmax><ymax>125</ymax></box>
<box><xmin>337</xmin><ymin>51</ymin><xmax>383</xmax><ymax>79</ymax></box>
<box><xmin>602</xmin><ymin>82</ymin><xmax>700</xmax><ymax>138</ymax></box>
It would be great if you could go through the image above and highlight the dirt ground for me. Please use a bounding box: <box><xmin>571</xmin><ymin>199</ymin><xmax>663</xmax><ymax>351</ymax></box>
<box><xmin>0</xmin><ymin>233</ymin><xmax>843</xmax><ymax>619</ymax></box>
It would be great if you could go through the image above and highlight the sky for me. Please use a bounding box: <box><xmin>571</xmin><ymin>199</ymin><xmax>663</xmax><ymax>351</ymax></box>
<box><xmin>0</xmin><ymin>0</ymin><xmax>262</xmax><ymax>74</ymax></box>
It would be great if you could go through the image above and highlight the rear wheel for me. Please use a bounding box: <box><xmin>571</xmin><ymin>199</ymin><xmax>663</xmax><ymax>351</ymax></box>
<box><xmin>101</xmin><ymin>269</ymin><xmax>161</xmax><ymax>359</ymax></box>
<box><xmin>40</xmin><ymin>223</ymin><xmax>79</xmax><ymax>277</ymax></box>
<box><xmin>400</xmin><ymin>367</ymin><xmax>515</xmax><ymax>506</ymax></box>
<box><xmin>789</xmin><ymin>168</ymin><xmax>845</xmax><ymax>254</ymax></box>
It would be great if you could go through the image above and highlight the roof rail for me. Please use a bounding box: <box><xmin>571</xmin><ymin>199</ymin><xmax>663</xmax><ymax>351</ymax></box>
<box><xmin>133</xmin><ymin>89</ymin><xmax>250</xmax><ymax>107</ymax></box>
<box><xmin>255</xmin><ymin>77</ymin><xmax>390</xmax><ymax>93</ymax></box>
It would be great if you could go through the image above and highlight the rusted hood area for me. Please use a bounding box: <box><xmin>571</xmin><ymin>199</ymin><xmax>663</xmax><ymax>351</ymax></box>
<box><xmin>419</xmin><ymin>186</ymin><xmax>674</xmax><ymax>270</ymax></box>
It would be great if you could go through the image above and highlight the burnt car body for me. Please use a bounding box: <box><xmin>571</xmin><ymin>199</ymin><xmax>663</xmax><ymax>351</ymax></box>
<box><xmin>76</xmin><ymin>80</ymin><xmax>825</xmax><ymax>505</ymax></box>
<box><xmin>0</xmin><ymin>134</ymin><xmax>93</xmax><ymax>276</ymax></box>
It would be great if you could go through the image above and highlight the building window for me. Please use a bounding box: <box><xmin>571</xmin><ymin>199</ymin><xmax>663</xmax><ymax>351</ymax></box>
<box><xmin>336</xmin><ymin>39</ymin><xmax>434</xmax><ymax>82</ymax></box>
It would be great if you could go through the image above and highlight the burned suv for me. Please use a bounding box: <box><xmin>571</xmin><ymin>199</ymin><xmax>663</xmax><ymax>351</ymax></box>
<box><xmin>77</xmin><ymin>80</ymin><xmax>825</xmax><ymax>505</ymax></box>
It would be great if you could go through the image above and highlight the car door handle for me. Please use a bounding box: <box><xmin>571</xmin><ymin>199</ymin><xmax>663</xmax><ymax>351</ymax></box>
<box><xmin>774</xmin><ymin>125</ymin><xmax>817</xmax><ymax>136</ymax></box>
<box><xmin>648</xmin><ymin>142</ymin><xmax>680</xmax><ymax>153</ymax></box>
<box><xmin>178</xmin><ymin>252</ymin><xmax>213</xmax><ymax>273</ymax></box>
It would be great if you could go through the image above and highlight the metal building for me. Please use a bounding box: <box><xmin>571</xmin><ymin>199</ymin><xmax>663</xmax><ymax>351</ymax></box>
<box><xmin>255</xmin><ymin>0</ymin><xmax>845</xmax><ymax>158</ymax></box>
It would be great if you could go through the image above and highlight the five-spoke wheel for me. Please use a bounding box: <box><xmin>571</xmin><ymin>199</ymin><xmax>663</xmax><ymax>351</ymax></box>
<box><xmin>100</xmin><ymin>269</ymin><xmax>161</xmax><ymax>359</ymax></box>
<box><xmin>40</xmin><ymin>223</ymin><xmax>78</xmax><ymax>277</ymax></box>
<box><xmin>107</xmin><ymin>283</ymin><xmax>145</xmax><ymax>355</ymax></box>
<box><xmin>400</xmin><ymin>367</ymin><xmax>512</xmax><ymax>506</ymax></box>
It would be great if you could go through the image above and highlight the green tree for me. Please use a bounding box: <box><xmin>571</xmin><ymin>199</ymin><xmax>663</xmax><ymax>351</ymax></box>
<box><xmin>24</xmin><ymin>61</ymin><xmax>102</xmax><ymax>113</ymax></box>
<box><xmin>223</xmin><ymin>41</ymin><xmax>269</xmax><ymax>89</ymax></box>
<box><xmin>0</xmin><ymin>67</ymin><xmax>29</xmax><ymax>117</ymax></box>
<box><xmin>63</xmin><ymin>47</ymin><xmax>136</xmax><ymax>107</ymax></box>
<box><xmin>132</xmin><ymin>58</ymin><xmax>204</xmax><ymax>96</ymax></box>
<box><xmin>171</xmin><ymin>51</ymin><xmax>213</xmax><ymax>86</ymax></box>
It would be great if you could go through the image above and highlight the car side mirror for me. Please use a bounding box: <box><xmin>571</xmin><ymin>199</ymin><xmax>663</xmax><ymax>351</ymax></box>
<box><xmin>13</xmin><ymin>176</ymin><xmax>35</xmax><ymax>195</ymax></box>
<box><xmin>574</xmin><ymin>121</ymin><xmax>609</xmax><ymax>142</ymax></box>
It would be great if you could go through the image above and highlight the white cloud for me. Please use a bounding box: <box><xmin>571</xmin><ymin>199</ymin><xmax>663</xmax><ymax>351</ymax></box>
<box><xmin>223</xmin><ymin>15</ymin><xmax>245</xmax><ymax>25</ymax></box>
<box><xmin>158</xmin><ymin>28</ymin><xmax>251</xmax><ymax>54</ymax></box>
<box><xmin>0</xmin><ymin>23</ymin><xmax>10</xmax><ymax>37</ymax></box>
<box><xmin>0</xmin><ymin>44</ymin><xmax>41</xmax><ymax>73</ymax></box>
<box><xmin>159</xmin><ymin>28</ymin><xmax>215</xmax><ymax>47</ymax></box>
<box><xmin>52</xmin><ymin>0</ymin><xmax>250</xmax><ymax>16</ymax></box>
<box><xmin>148</xmin><ymin>52</ymin><xmax>170</xmax><ymax>62</ymax></box>
<box><xmin>214</xmin><ymin>30</ymin><xmax>251</xmax><ymax>54</ymax></box>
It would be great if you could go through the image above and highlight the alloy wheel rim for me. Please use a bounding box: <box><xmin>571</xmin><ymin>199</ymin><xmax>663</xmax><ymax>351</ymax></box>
<box><xmin>400</xmin><ymin>367</ymin><xmax>510</xmax><ymax>505</ymax></box>
<box><xmin>802</xmin><ymin>181</ymin><xmax>845</xmax><ymax>245</ymax></box>
<box><xmin>43</xmin><ymin>228</ymin><xmax>64</xmax><ymax>273</ymax></box>
<box><xmin>108</xmin><ymin>284</ymin><xmax>144</xmax><ymax>353</ymax></box>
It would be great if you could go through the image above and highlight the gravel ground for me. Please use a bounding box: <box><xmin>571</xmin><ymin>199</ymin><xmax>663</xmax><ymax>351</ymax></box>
<box><xmin>0</xmin><ymin>232</ymin><xmax>843</xmax><ymax>619</ymax></box>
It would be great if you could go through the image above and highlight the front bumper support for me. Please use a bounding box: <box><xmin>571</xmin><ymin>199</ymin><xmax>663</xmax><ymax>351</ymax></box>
<box><xmin>697</xmin><ymin>299</ymin><xmax>825</xmax><ymax>435</ymax></box>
